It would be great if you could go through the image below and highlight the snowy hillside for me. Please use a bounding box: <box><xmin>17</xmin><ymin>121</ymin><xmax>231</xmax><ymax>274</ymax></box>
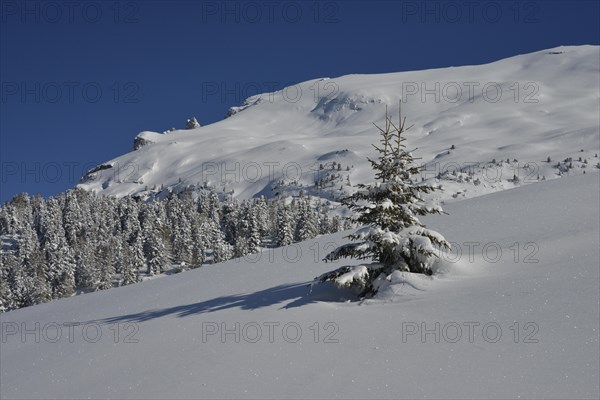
<box><xmin>78</xmin><ymin>46</ymin><xmax>600</xmax><ymax>204</ymax></box>
<box><xmin>2</xmin><ymin>173</ymin><xmax>598</xmax><ymax>399</ymax></box>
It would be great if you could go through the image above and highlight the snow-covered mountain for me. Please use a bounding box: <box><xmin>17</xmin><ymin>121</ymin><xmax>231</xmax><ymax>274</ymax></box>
<box><xmin>78</xmin><ymin>45</ymin><xmax>600</xmax><ymax>204</ymax></box>
<box><xmin>2</xmin><ymin>173</ymin><xmax>598</xmax><ymax>399</ymax></box>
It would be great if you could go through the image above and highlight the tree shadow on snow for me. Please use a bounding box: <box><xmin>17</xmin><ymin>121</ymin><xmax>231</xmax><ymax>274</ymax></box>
<box><xmin>91</xmin><ymin>281</ymin><xmax>352</xmax><ymax>324</ymax></box>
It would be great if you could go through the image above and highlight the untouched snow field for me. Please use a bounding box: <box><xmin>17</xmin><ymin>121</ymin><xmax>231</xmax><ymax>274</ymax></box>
<box><xmin>78</xmin><ymin>46</ymin><xmax>600</xmax><ymax>205</ymax></box>
<box><xmin>2</xmin><ymin>173</ymin><xmax>598</xmax><ymax>399</ymax></box>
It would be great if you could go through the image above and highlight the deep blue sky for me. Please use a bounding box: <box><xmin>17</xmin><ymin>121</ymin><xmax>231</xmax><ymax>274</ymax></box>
<box><xmin>1</xmin><ymin>0</ymin><xmax>599</xmax><ymax>203</ymax></box>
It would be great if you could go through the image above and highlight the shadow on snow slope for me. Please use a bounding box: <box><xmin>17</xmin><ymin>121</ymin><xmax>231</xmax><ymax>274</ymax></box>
<box><xmin>89</xmin><ymin>281</ymin><xmax>355</xmax><ymax>324</ymax></box>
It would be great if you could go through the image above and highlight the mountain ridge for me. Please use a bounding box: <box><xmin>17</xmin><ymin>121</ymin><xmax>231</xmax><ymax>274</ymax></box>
<box><xmin>77</xmin><ymin>45</ymin><xmax>600</xmax><ymax>204</ymax></box>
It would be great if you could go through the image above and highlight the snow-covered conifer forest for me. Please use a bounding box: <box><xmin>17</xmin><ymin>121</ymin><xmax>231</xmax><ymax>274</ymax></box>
<box><xmin>0</xmin><ymin>189</ymin><xmax>346</xmax><ymax>312</ymax></box>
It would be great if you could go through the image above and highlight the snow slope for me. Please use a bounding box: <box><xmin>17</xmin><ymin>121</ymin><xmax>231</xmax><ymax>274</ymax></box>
<box><xmin>3</xmin><ymin>173</ymin><xmax>598</xmax><ymax>399</ymax></box>
<box><xmin>78</xmin><ymin>45</ymin><xmax>600</xmax><ymax>204</ymax></box>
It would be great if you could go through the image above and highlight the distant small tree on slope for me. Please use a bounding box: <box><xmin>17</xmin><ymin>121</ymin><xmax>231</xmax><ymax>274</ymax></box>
<box><xmin>316</xmin><ymin>104</ymin><xmax>450</xmax><ymax>298</ymax></box>
<box><xmin>185</xmin><ymin>117</ymin><xmax>201</xmax><ymax>129</ymax></box>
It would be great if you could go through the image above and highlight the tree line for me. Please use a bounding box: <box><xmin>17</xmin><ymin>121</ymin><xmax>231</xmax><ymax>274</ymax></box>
<box><xmin>0</xmin><ymin>189</ymin><xmax>349</xmax><ymax>312</ymax></box>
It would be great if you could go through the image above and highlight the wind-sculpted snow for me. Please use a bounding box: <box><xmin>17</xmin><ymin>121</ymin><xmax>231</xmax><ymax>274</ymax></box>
<box><xmin>78</xmin><ymin>46</ymin><xmax>600</xmax><ymax>205</ymax></box>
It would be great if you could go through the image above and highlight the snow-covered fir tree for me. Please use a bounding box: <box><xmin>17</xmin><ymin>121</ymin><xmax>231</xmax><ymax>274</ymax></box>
<box><xmin>95</xmin><ymin>239</ymin><xmax>116</xmax><ymax>291</ymax></box>
<box><xmin>295</xmin><ymin>197</ymin><xmax>319</xmax><ymax>242</ymax></box>
<box><xmin>317</xmin><ymin>105</ymin><xmax>450</xmax><ymax>297</ymax></box>
<box><xmin>330</xmin><ymin>215</ymin><xmax>342</xmax><ymax>233</ymax></box>
<box><xmin>143</xmin><ymin>222</ymin><xmax>167</xmax><ymax>276</ymax></box>
<box><xmin>207</xmin><ymin>219</ymin><xmax>233</xmax><ymax>263</ymax></box>
<box><xmin>318</xmin><ymin>202</ymin><xmax>332</xmax><ymax>234</ymax></box>
<box><xmin>233</xmin><ymin>200</ymin><xmax>261</xmax><ymax>256</ymax></box>
<box><xmin>0</xmin><ymin>253</ymin><xmax>15</xmax><ymax>312</ymax></box>
<box><xmin>220</xmin><ymin>198</ymin><xmax>239</xmax><ymax>245</ymax></box>
<box><xmin>190</xmin><ymin>217</ymin><xmax>207</xmax><ymax>267</ymax></box>
<box><xmin>62</xmin><ymin>190</ymin><xmax>83</xmax><ymax>247</ymax></box>
<box><xmin>167</xmin><ymin>194</ymin><xmax>194</xmax><ymax>266</ymax></box>
<box><xmin>276</xmin><ymin>202</ymin><xmax>295</xmax><ymax>246</ymax></box>
<box><xmin>254</xmin><ymin>197</ymin><xmax>270</xmax><ymax>239</ymax></box>
<box><xmin>119</xmin><ymin>239</ymin><xmax>142</xmax><ymax>285</ymax></box>
<box><xmin>245</xmin><ymin>204</ymin><xmax>263</xmax><ymax>253</ymax></box>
